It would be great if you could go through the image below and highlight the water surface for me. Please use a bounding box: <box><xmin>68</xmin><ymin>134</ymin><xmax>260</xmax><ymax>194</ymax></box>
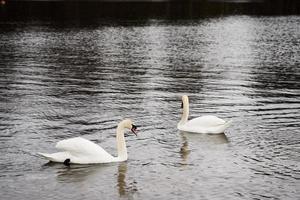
<box><xmin>0</xmin><ymin>16</ymin><xmax>299</xmax><ymax>200</ymax></box>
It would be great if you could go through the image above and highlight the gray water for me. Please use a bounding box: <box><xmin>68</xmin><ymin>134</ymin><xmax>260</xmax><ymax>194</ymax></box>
<box><xmin>0</xmin><ymin>16</ymin><xmax>299</xmax><ymax>200</ymax></box>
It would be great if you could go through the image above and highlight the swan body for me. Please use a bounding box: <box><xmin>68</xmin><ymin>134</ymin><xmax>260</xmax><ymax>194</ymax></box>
<box><xmin>178</xmin><ymin>95</ymin><xmax>231</xmax><ymax>134</ymax></box>
<box><xmin>38</xmin><ymin>119</ymin><xmax>137</xmax><ymax>164</ymax></box>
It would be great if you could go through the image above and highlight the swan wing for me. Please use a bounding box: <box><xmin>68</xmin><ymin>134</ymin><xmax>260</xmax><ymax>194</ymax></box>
<box><xmin>179</xmin><ymin>116</ymin><xmax>231</xmax><ymax>134</ymax></box>
<box><xmin>55</xmin><ymin>137</ymin><xmax>113</xmax><ymax>158</ymax></box>
<box><xmin>186</xmin><ymin>115</ymin><xmax>226</xmax><ymax>127</ymax></box>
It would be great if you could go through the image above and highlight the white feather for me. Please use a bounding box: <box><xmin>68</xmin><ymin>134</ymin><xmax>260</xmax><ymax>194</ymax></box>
<box><xmin>178</xmin><ymin>96</ymin><xmax>231</xmax><ymax>134</ymax></box>
<box><xmin>38</xmin><ymin>119</ymin><xmax>135</xmax><ymax>164</ymax></box>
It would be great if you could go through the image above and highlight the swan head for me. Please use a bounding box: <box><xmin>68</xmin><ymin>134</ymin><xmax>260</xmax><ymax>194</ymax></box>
<box><xmin>122</xmin><ymin>119</ymin><xmax>138</xmax><ymax>136</ymax></box>
<box><xmin>181</xmin><ymin>95</ymin><xmax>189</xmax><ymax>108</ymax></box>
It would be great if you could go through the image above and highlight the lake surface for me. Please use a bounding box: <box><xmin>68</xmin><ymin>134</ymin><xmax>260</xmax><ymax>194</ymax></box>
<box><xmin>0</xmin><ymin>16</ymin><xmax>299</xmax><ymax>200</ymax></box>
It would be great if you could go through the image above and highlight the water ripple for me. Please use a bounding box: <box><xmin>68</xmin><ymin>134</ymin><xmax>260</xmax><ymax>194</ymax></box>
<box><xmin>0</xmin><ymin>16</ymin><xmax>299</xmax><ymax>200</ymax></box>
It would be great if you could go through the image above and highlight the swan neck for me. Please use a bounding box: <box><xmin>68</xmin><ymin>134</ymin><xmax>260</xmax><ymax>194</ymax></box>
<box><xmin>116</xmin><ymin>123</ymin><xmax>128</xmax><ymax>161</ymax></box>
<box><xmin>179</xmin><ymin>100</ymin><xmax>189</xmax><ymax>125</ymax></box>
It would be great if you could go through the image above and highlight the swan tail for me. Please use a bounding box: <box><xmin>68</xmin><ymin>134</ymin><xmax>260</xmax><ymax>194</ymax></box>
<box><xmin>37</xmin><ymin>152</ymin><xmax>55</xmax><ymax>161</ymax></box>
<box><xmin>37</xmin><ymin>152</ymin><xmax>68</xmax><ymax>162</ymax></box>
<box><xmin>213</xmin><ymin>120</ymin><xmax>232</xmax><ymax>134</ymax></box>
<box><xmin>224</xmin><ymin>120</ymin><xmax>232</xmax><ymax>128</ymax></box>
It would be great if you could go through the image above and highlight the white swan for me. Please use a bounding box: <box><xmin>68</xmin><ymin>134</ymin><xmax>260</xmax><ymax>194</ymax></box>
<box><xmin>38</xmin><ymin>119</ymin><xmax>138</xmax><ymax>165</ymax></box>
<box><xmin>177</xmin><ymin>95</ymin><xmax>231</xmax><ymax>134</ymax></box>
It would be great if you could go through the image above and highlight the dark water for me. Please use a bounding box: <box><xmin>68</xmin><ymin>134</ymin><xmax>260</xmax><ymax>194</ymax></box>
<box><xmin>0</xmin><ymin>16</ymin><xmax>299</xmax><ymax>200</ymax></box>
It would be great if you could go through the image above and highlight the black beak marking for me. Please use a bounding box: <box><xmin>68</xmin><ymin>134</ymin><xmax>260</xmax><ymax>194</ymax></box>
<box><xmin>181</xmin><ymin>101</ymin><xmax>183</xmax><ymax>108</ymax></box>
<box><xmin>131</xmin><ymin>124</ymin><xmax>138</xmax><ymax>136</ymax></box>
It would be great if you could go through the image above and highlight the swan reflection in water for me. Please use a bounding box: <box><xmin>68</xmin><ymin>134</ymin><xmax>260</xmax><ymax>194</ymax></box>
<box><xmin>42</xmin><ymin>162</ymin><xmax>137</xmax><ymax>197</ymax></box>
<box><xmin>117</xmin><ymin>162</ymin><xmax>138</xmax><ymax>197</ymax></box>
<box><xmin>179</xmin><ymin>131</ymin><xmax>229</xmax><ymax>163</ymax></box>
<box><xmin>43</xmin><ymin>162</ymin><xmax>113</xmax><ymax>183</ymax></box>
<box><xmin>180</xmin><ymin>134</ymin><xmax>191</xmax><ymax>162</ymax></box>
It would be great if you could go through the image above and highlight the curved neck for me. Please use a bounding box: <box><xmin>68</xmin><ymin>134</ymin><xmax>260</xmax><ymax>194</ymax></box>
<box><xmin>179</xmin><ymin>100</ymin><xmax>189</xmax><ymax>126</ymax></box>
<box><xmin>116</xmin><ymin>123</ymin><xmax>127</xmax><ymax>161</ymax></box>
